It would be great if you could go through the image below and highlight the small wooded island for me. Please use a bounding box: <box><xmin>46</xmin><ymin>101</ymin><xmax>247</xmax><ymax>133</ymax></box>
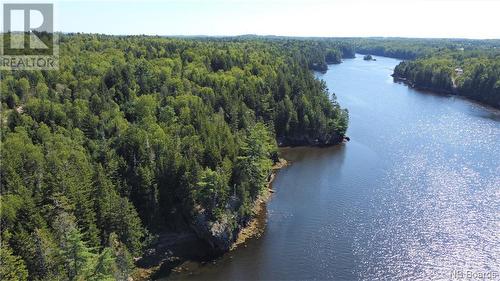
<box><xmin>363</xmin><ymin>54</ymin><xmax>375</xmax><ymax>61</ymax></box>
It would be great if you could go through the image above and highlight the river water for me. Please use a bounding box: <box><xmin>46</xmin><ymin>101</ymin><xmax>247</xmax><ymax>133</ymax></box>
<box><xmin>168</xmin><ymin>55</ymin><xmax>500</xmax><ymax>280</ymax></box>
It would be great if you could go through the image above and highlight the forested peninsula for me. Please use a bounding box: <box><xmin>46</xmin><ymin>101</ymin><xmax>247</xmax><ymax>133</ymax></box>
<box><xmin>393</xmin><ymin>52</ymin><xmax>500</xmax><ymax>108</ymax></box>
<box><xmin>0</xmin><ymin>35</ymin><xmax>351</xmax><ymax>280</ymax></box>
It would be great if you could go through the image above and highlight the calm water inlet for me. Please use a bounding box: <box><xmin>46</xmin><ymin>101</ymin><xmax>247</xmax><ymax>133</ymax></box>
<box><xmin>168</xmin><ymin>55</ymin><xmax>500</xmax><ymax>280</ymax></box>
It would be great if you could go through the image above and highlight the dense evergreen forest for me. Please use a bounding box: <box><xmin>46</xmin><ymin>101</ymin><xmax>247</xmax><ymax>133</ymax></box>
<box><xmin>0</xmin><ymin>35</ymin><xmax>350</xmax><ymax>280</ymax></box>
<box><xmin>392</xmin><ymin>49</ymin><xmax>500</xmax><ymax>108</ymax></box>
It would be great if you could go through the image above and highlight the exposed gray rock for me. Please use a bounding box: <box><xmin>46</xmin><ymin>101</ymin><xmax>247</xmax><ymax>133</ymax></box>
<box><xmin>190</xmin><ymin>210</ymin><xmax>237</xmax><ymax>254</ymax></box>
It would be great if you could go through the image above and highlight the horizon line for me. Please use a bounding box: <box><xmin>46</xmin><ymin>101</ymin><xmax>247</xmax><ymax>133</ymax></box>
<box><xmin>52</xmin><ymin>32</ymin><xmax>500</xmax><ymax>41</ymax></box>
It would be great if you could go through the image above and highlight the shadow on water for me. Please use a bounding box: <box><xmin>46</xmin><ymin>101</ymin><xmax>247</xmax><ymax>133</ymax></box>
<box><xmin>165</xmin><ymin>145</ymin><xmax>349</xmax><ymax>281</ymax></box>
<box><xmin>280</xmin><ymin>143</ymin><xmax>347</xmax><ymax>163</ymax></box>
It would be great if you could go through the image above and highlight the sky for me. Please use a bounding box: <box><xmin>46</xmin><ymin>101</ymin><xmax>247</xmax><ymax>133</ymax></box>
<box><xmin>4</xmin><ymin>0</ymin><xmax>500</xmax><ymax>39</ymax></box>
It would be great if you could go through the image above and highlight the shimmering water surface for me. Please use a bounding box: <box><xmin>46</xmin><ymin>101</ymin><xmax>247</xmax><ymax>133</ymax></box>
<box><xmin>168</xmin><ymin>55</ymin><xmax>500</xmax><ymax>280</ymax></box>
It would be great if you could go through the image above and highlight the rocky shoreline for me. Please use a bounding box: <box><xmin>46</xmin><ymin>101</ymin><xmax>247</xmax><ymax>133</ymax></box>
<box><xmin>133</xmin><ymin>158</ymin><xmax>289</xmax><ymax>280</ymax></box>
<box><xmin>277</xmin><ymin>134</ymin><xmax>344</xmax><ymax>147</ymax></box>
<box><xmin>231</xmin><ymin>158</ymin><xmax>289</xmax><ymax>249</ymax></box>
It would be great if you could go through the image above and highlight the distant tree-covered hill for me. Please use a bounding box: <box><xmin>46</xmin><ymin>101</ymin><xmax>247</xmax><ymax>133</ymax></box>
<box><xmin>345</xmin><ymin>37</ymin><xmax>500</xmax><ymax>108</ymax></box>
